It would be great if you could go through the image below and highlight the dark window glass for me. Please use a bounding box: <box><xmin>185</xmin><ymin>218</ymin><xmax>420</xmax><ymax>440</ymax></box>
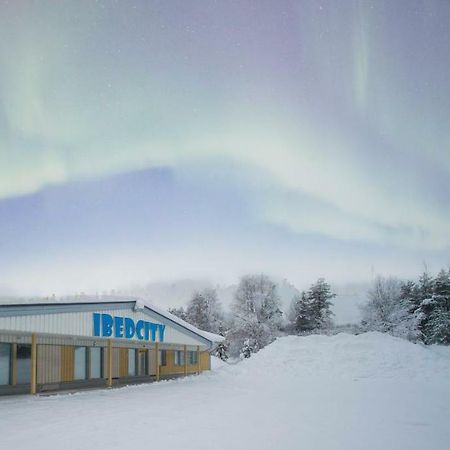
<box><xmin>137</xmin><ymin>350</ymin><xmax>147</xmax><ymax>376</ymax></box>
<box><xmin>159</xmin><ymin>350</ymin><xmax>167</xmax><ymax>367</ymax></box>
<box><xmin>16</xmin><ymin>344</ymin><xmax>31</xmax><ymax>384</ymax></box>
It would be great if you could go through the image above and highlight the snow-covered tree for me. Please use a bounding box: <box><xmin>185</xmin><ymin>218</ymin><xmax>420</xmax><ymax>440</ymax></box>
<box><xmin>420</xmin><ymin>269</ymin><xmax>450</xmax><ymax>344</ymax></box>
<box><xmin>214</xmin><ymin>342</ymin><xmax>229</xmax><ymax>361</ymax></box>
<box><xmin>361</xmin><ymin>276</ymin><xmax>417</xmax><ymax>340</ymax></box>
<box><xmin>227</xmin><ymin>274</ymin><xmax>283</xmax><ymax>358</ymax></box>
<box><xmin>185</xmin><ymin>288</ymin><xmax>225</xmax><ymax>334</ymax></box>
<box><xmin>289</xmin><ymin>278</ymin><xmax>335</xmax><ymax>334</ymax></box>
<box><xmin>289</xmin><ymin>292</ymin><xmax>314</xmax><ymax>333</ymax></box>
<box><xmin>240</xmin><ymin>339</ymin><xmax>253</xmax><ymax>359</ymax></box>
<box><xmin>168</xmin><ymin>306</ymin><xmax>188</xmax><ymax>321</ymax></box>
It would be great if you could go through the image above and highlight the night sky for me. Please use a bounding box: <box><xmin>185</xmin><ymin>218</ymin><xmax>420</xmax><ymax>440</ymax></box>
<box><xmin>0</xmin><ymin>1</ymin><xmax>449</xmax><ymax>295</ymax></box>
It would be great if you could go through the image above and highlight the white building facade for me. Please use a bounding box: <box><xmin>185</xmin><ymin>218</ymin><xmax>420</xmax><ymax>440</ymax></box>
<box><xmin>0</xmin><ymin>300</ymin><xmax>222</xmax><ymax>396</ymax></box>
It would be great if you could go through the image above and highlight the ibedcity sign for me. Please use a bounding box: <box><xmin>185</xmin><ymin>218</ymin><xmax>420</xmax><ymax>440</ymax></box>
<box><xmin>93</xmin><ymin>313</ymin><xmax>165</xmax><ymax>342</ymax></box>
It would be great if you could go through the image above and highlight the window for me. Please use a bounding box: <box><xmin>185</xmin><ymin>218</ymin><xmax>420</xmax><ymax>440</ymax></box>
<box><xmin>174</xmin><ymin>350</ymin><xmax>184</xmax><ymax>366</ymax></box>
<box><xmin>16</xmin><ymin>344</ymin><xmax>31</xmax><ymax>384</ymax></box>
<box><xmin>188</xmin><ymin>351</ymin><xmax>198</xmax><ymax>365</ymax></box>
<box><xmin>89</xmin><ymin>347</ymin><xmax>102</xmax><ymax>379</ymax></box>
<box><xmin>128</xmin><ymin>349</ymin><xmax>136</xmax><ymax>376</ymax></box>
<box><xmin>74</xmin><ymin>346</ymin><xmax>87</xmax><ymax>380</ymax></box>
<box><xmin>0</xmin><ymin>343</ymin><xmax>10</xmax><ymax>385</ymax></box>
<box><xmin>137</xmin><ymin>350</ymin><xmax>147</xmax><ymax>376</ymax></box>
<box><xmin>159</xmin><ymin>350</ymin><xmax>167</xmax><ymax>367</ymax></box>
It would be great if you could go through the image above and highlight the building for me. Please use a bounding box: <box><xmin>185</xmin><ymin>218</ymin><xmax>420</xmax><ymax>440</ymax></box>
<box><xmin>0</xmin><ymin>298</ymin><xmax>224</xmax><ymax>396</ymax></box>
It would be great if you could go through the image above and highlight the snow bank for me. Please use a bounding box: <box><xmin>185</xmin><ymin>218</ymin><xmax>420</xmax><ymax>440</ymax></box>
<box><xmin>1</xmin><ymin>332</ymin><xmax>449</xmax><ymax>450</ymax></box>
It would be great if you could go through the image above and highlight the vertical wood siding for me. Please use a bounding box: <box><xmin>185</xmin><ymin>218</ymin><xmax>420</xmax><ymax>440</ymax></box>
<box><xmin>112</xmin><ymin>348</ymin><xmax>120</xmax><ymax>378</ymax></box>
<box><xmin>60</xmin><ymin>345</ymin><xmax>74</xmax><ymax>382</ymax></box>
<box><xmin>200</xmin><ymin>352</ymin><xmax>210</xmax><ymax>371</ymax></box>
<box><xmin>37</xmin><ymin>345</ymin><xmax>61</xmax><ymax>384</ymax></box>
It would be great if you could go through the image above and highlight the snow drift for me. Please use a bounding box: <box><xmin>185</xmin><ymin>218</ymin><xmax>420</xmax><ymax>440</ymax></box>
<box><xmin>0</xmin><ymin>332</ymin><xmax>449</xmax><ymax>450</ymax></box>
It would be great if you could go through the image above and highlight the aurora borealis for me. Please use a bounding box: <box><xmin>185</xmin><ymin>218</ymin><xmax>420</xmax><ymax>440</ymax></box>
<box><xmin>0</xmin><ymin>1</ymin><xmax>449</xmax><ymax>295</ymax></box>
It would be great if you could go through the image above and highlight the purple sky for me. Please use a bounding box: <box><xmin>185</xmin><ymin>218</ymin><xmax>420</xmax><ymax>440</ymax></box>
<box><xmin>0</xmin><ymin>1</ymin><xmax>449</xmax><ymax>295</ymax></box>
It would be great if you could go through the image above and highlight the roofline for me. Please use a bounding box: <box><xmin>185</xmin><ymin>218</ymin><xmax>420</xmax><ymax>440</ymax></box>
<box><xmin>142</xmin><ymin>305</ymin><xmax>212</xmax><ymax>347</ymax></box>
<box><xmin>0</xmin><ymin>300</ymin><xmax>214</xmax><ymax>348</ymax></box>
<box><xmin>0</xmin><ymin>300</ymin><xmax>136</xmax><ymax>309</ymax></box>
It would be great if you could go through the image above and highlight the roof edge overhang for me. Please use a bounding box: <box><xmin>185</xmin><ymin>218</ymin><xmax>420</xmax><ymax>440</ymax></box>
<box><xmin>0</xmin><ymin>300</ymin><xmax>217</xmax><ymax>349</ymax></box>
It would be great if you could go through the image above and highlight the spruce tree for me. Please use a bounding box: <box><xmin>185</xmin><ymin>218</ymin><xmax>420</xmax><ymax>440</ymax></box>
<box><xmin>290</xmin><ymin>278</ymin><xmax>335</xmax><ymax>333</ymax></box>
<box><xmin>422</xmin><ymin>270</ymin><xmax>450</xmax><ymax>344</ymax></box>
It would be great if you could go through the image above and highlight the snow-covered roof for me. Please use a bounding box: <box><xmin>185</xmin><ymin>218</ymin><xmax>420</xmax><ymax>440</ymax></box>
<box><xmin>0</xmin><ymin>295</ymin><xmax>225</xmax><ymax>344</ymax></box>
<box><xmin>141</xmin><ymin>301</ymin><xmax>225</xmax><ymax>343</ymax></box>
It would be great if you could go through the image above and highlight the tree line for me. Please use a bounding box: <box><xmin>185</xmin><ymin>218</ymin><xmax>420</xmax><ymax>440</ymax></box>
<box><xmin>169</xmin><ymin>268</ymin><xmax>450</xmax><ymax>361</ymax></box>
<box><xmin>169</xmin><ymin>274</ymin><xmax>336</xmax><ymax>360</ymax></box>
<box><xmin>361</xmin><ymin>269</ymin><xmax>450</xmax><ymax>345</ymax></box>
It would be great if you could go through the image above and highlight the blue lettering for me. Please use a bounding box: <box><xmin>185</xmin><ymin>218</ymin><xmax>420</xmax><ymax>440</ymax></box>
<box><xmin>136</xmin><ymin>320</ymin><xmax>145</xmax><ymax>340</ymax></box>
<box><xmin>144</xmin><ymin>321</ymin><xmax>151</xmax><ymax>340</ymax></box>
<box><xmin>114</xmin><ymin>316</ymin><xmax>124</xmax><ymax>338</ymax></box>
<box><xmin>102</xmin><ymin>314</ymin><xmax>113</xmax><ymax>337</ymax></box>
<box><xmin>93</xmin><ymin>313</ymin><xmax>101</xmax><ymax>336</ymax></box>
<box><xmin>124</xmin><ymin>317</ymin><xmax>135</xmax><ymax>338</ymax></box>
<box><xmin>158</xmin><ymin>324</ymin><xmax>165</xmax><ymax>342</ymax></box>
<box><xmin>93</xmin><ymin>313</ymin><xmax>165</xmax><ymax>342</ymax></box>
<box><xmin>149</xmin><ymin>323</ymin><xmax>158</xmax><ymax>341</ymax></box>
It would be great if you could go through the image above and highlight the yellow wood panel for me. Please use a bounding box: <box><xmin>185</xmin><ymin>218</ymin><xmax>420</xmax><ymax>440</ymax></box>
<box><xmin>197</xmin><ymin>346</ymin><xmax>200</xmax><ymax>374</ymax></box>
<box><xmin>107</xmin><ymin>340</ymin><xmax>112</xmax><ymax>387</ymax></box>
<box><xmin>160</xmin><ymin>350</ymin><xmax>183</xmax><ymax>375</ymax></box>
<box><xmin>31</xmin><ymin>334</ymin><xmax>37</xmax><ymax>394</ymax></box>
<box><xmin>60</xmin><ymin>345</ymin><xmax>74</xmax><ymax>382</ymax></box>
<box><xmin>159</xmin><ymin>349</ymin><xmax>208</xmax><ymax>375</ymax></box>
<box><xmin>155</xmin><ymin>342</ymin><xmax>160</xmax><ymax>381</ymax></box>
<box><xmin>200</xmin><ymin>352</ymin><xmax>210</xmax><ymax>372</ymax></box>
<box><xmin>37</xmin><ymin>345</ymin><xmax>61</xmax><ymax>384</ymax></box>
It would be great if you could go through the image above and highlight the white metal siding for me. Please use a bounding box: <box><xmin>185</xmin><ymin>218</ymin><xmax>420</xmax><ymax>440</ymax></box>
<box><xmin>0</xmin><ymin>307</ymin><xmax>207</xmax><ymax>348</ymax></box>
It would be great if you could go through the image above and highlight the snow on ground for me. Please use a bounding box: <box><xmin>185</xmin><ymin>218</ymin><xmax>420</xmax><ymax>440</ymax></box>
<box><xmin>1</xmin><ymin>332</ymin><xmax>450</xmax><ymax>450</ymax></box>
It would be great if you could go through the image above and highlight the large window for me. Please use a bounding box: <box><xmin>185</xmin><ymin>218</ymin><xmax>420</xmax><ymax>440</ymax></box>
<box><xmin>89</xmin><ymin>347</ymin><xmax>102</xmax><ymax>379</ymax></box>
<box><xmin>174</xmin><ymin>350</ymin><xmax>184</xmax><ymax>366</ymax></box>
<box><xmin>16</xmin><ymin>344</ymin><xmax>31</xmax><ymax>384</ymax></box>
<box><xmin>74</xmin><ymin>346</ymin><xmax>87</xmax><ymax>380</ymax></box>
<box><xmin>159</xmin><ymin>350</ymin><xmax>167</xmax><ymax>367</ymax></box>
<box><xmin>128</xmin><ymin>349</ymin><xmax>136</xmax><ymax>376</ymax></box>
<box><xmin>188</xmin><ymin>351</ymin><xmax>198</xmax><ymax>365</ymax></box>
<box><xmin>0</xmin><ymin>343</ymin><xmax>10</xmax><ymax>385</ymax></box>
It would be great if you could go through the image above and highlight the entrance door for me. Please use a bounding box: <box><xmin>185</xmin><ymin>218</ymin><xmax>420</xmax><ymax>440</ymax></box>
<box><xmin>137</xmin><ymin>350</ymin><xmax>147</xmax><ymax>376</ymax></box>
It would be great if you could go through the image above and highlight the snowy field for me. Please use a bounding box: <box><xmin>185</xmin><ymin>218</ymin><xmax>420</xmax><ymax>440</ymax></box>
<box><xmin>1</xmin><ymin>333</ymin><xmax>450</xmax><ymax>450</ymax></box>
